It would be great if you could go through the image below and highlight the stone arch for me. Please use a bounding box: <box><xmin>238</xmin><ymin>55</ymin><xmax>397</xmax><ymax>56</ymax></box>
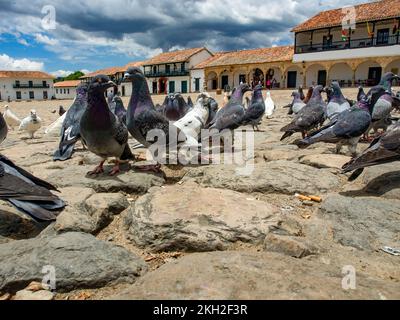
<box><xmin>233</xmin><ymin>68</ymin><xmax>248</xmax><ymax>87</ymax></box>
<box><xmin>206</xmin><ymin>71</ymin><xmax>218</xmax><ymax>90</ymax></box>
<box><xmin>284</xmin><ymin>65</ymin><xmax>303</xmax><ymax>89</ymax></box>
<box><xmin>328</xmin><ymin>62</ymin><xmax>353</xmax><ymax>87</ymax></box>
<box><xmin>385</xmin><ymin>58</ymin><xmax>400</xmax><ymax>86</ymax></box>
<box><xmin>249</xmin><ymin>68</ymin><xmax>264</xmax><ymax>87</ymax></box>
<box><xmin>355</xmin><ymin>60</ymin><xmax>382</xmax><ymax>87</ymax></box>
<box><xmin>305</xmin><ymin>63</ymin><xmax>327</xmax><ymax>87</ymax></box>
<box><xmin>265</xmin><ymin>66</ymin><xmax>283</xmax><ymax>88</ymax></box>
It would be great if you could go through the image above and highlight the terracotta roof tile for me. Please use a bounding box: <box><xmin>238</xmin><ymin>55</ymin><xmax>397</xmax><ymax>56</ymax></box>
<box><xmin>194</xmin><ymin>46</ymin><xmax>293</xmax><ymax>68</ymax></box>
<box><xmin>0</xmin><ymin>70</ymin><xmax>54</xmax><ymax>79</ymax></box>
<box><xmin>54</xmin><ymin>80</ymin><xmax>81</xmax><ymax>87</ymax></box>
<box><xmin>125</xmin><ymin>60</ymin><xmax>144</xmax><ymax>69</ymax></box>
<box><xmin>292</xmin><ymin>0</ymin><xmax>400</xmax><ymax>32</ymax></box>
<box><xmin>143</xmin><ymin>47</ymin><xmax>208</xmax><ymax>65</ymax></box>
<box><xmin>80</xmin><ymin>66</ymin><xmax>125</xmax><ymax>79</ymax></box>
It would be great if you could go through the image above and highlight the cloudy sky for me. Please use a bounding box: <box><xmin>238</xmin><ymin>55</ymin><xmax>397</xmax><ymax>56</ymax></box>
<box><xmin>0</xmin><ymin>0</ymin><xmax>368</xmax><ymax>76</ymax></box>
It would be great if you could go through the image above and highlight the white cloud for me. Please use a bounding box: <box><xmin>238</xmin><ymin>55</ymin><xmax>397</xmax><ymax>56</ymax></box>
<box><xmin>34</xmin><ymin>33</ymin><xmax>59</xmax><ymax>46</ymax></box>
<box><xmin>0</xmin><ymin>54</ymin><xmax>44</xmax><ymax>71</ymax></box>
<box><xmin>81</xmin><ymin>69</ymin><xmax>91</xmax><ymax>74</ymax></box>
<box><xmin>50</xmin><ymin>69</ymin><xmax>73</xmax><ymax>77</ymax></box>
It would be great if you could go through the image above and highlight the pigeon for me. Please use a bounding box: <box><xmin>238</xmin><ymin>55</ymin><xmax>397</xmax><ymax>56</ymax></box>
<box><xmin>367</xmin><ymin>72</ymin><xmax>399</xmax><ymax>135</ymax></box>
<box><xmin>45</xmin><ymin>112</ymin><xmax>67</xmax><ymax>137</ymax></box>
<box><xmin>0</xmin><ymin>112</ymin><xmax>8</xmax><ymax>144</ymax></box>
<box><xmin>109</xmin><ymin>94</ymin><xmax>127</xmax><ymax>124</ymax></box>
<box><xmin>325</xmin><ymin>81</ymin><xmax>351</xmax><ymax>120</ymax></box>
<box><xmin>289</xmin><ymin>91</ymin><xmax>306</xmax><ymax>115</ymax></box>
<box><xmin>53</xmin><ymin>83</ymin><xmax>88</xmax><ymax>161</ymax></box>
<box><xmin>295</xmin><ymin>94</ymin><xmax>379</xmax><ymax>157</ymax></box>
<box><xmin>187</xmin><ymin>96</ymin><xmax>194</xmax><ymax>109</ymax></box>
<box><xmin>280</xmin><ymin>85</ymin><xmax>326</xmax><ymax>140</ymax></box>
<box><xmin>124</xmin><ymin>67</ymin><xmax>186</xmax><ymax>170</ymax></box>
<box><xmin>58</xmin><ymin>105</ymin><xmax>66</xmax><ymax>116</ymax></box>
<box><xmin>173</xmin><ymin>93</ymin><xmax>217</xmax><ymax>160</ymax></box>
<box><xmin>19</xmin><ymin>109</ymin><xmax>42</xmax><ymax>139</ymax></box>
<box><xmin>264</xmin><ymin>90</ymin><xmax>275</xmax><ymax>118</ymax></box>
<box><xmin>80</xmin><ymin>75</ymin><xmax>133</xmax><ymax>176</ymax></box>
<box><xmin>0</xmin><ymin>153</ymin><xmax>65</xmax><ymax>221</ymax></box>
<box><xmin>240</xmin><ymin>84</ymin><xmax>265</xmax><ymax>131</ymax></box>
<box><xmin>163</xmin><ymin>93</ymin><xmax>190</xmax><ymax>121</ymax></box>
<box><xmin>209</xmin><ymin>83</ymin><xmax>252</xmax><ymax>131</ymax></box>
<box><xmin>303</xmin><ymin>86</ymin><xmax>314</xmax><ymax>104</ymax></box>
<box><xmin>357</xmin><ymin>86</ymin><xmax>366</xmax><ymax>102</ymax></box>
<box><xmin>3</xmin><ymin>105</ymin><xmax>21</xmax><ymax>129</ymax></box>
<box><xmin>298</xmin><ymin>86</ymin><xmax>305</xmax><ymax>101</ymax></box>
<box><xmin>342</xmin><ymin>120</ymin><xmax>400</xmax><ymax>181</ymax></box>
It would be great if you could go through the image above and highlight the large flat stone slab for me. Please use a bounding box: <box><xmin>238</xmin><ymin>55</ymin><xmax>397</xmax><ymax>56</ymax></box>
<box><xmin>113</xmin><ymin>251</ymin><xmax>400</xmax><ymax>300</ymax></box>
<box><xmin>124</xmin><ymin>183</ymin><xmax>280</xmax><ymax>252</ymax></box>
<box><xmin>319</xmin><ymin>194</ymin><xmax>400</xmax><ymax>251</ymax></box>
<box><xmin>0</xmin><ymin>232</ymin><xmax>147</xmax><ymax>293</ymax></box>
<box><xmin>361</xmin><ymin>163</ymin><xmax>400</xmax><ymax>199</ymax></box>
<box><xmin>183</xmin><ymin>161</ymin><xmax>341</xmax><ymax>195</ymax></box>
<box><xmin>45</xmin><ymin>165</ymin><xmax>165</xmax><ymax>193</ymax></box>
<box><xmin>300</xmin><ymin>154</ymin><xmax>351</xmax><ymax>170</ymax></box>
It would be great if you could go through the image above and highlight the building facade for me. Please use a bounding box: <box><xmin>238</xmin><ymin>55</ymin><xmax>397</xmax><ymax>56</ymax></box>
<box><xmin>141</xmin><ymin>47</ymin><xmax>213</xmax><ymax>94</ymax></box>
<box><xmin>0</xmin><ymin>71</ymin><xmax>54</xmax><ymax>101</ymax></box>
<box><xmin>54</xmin><ymin>80</ymin><xmax>81</xmax><ymax>99</ymax></box>
<box><xmin>292</xmin><ymin>0</ymin><xmax>400</xmax><ymax>87</ymax></box>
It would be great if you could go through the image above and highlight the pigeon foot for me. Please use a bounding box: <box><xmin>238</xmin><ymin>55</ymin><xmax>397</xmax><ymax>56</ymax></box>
<box><xmin>88</xmin><ymin>161</ymin><xmax>105</xmax><ymax>175</ymax></box>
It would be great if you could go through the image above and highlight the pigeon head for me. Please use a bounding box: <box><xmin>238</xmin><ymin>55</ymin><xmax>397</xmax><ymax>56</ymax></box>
<box><xmin>89</xmin><ymin>75</ymin><xmax>115</xmax><ymax>93</ymax></box>
<box><xmin>311</xmin><ymin>85</ymin><xmax>325</xmax><ymax>98</ymax></box>
<box><xmin>124</xmin><ymin>67</ymin><xmax>144</xmax><ymax>81</ymax></box>
<box><xmin>4</xmin><ymin>105</ymin><xmax>9</xmax><ymax>110</ymax></box>
<box><xmin>239</xmin><ymin>83</ymin><xmax>252</xmax><ymax>94</ymax></box>
<box><xmin>30</xmin><ymin>109</ymin><xmax>37</xmax><ymax>119</ymax></box>
<box><xmin>253</xmin><ymin>84</ymin><xmax>263</xmax><ymax>92</ymax></box>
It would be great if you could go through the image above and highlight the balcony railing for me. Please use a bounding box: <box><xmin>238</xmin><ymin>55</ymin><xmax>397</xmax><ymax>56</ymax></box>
<box><xmin>295</xmin><ymin>35</ymin><xmax>400</xmax><ymax>54</ymax></box>
<box><xmin>143</xmin><ymin>70</ymin><xmax>189</xmax><ymax>77</ymax></box>
<box><xmin>13</xmin><ymin>83</ymin><xmax>50</xmax><ymax>88</ymax></box>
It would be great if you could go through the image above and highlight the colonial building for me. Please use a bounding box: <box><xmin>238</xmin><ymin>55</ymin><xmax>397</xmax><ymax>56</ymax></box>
<box><xmin>54</xmin><ymin>80</ymin><xmax>81</xmax><ymax>99</ymax></box>
<box><xmin>197</xmin><ymin>46</ymin><xmax>295</xmax><ymax>90</ymax></box>
<box><xmin>0</xmin><ymin>71</ymin><xmax>54</xmax><ymax>101</ymax></box>
<box><xmin>292</xmin><ymin>0</ymin><xmax>400</xmax><ymax>87</ymax></box>
<box><xmin>141</xmin><ymin>47</ymin><xmax>213</xmax><ymax>94</ymax></box>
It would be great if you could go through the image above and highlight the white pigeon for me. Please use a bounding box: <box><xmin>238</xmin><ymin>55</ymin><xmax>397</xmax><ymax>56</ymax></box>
<box><xmin>19</xmin><ymin>109</ymin><xmax>42</xmax><ymax>139</ymax></box>
<box><xmin>264</xmin><ymin>91</ymin><xmax>275</xmax><ymax>118</ymax></box>
<box><xmin>45</xmin><ymin>112</ymin><xmax>67</xmax><ymax>137</ymax></box>
<box><xmin>174</xmin><ymin>92</ymin><xmax>213</xmax><ymax>161</ymax></box>
<box><xmin>3</xmin><ymin>105</ymin><xmax>21</xmax><ymax>129</ymax></box>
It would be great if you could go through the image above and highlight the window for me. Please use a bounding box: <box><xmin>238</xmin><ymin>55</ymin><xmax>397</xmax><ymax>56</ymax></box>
<box><xmin>15</xmin><ymin>80</ymin><xmax>20</xmax><ymax>88</ymax></box>
<box><xmin>323</xmin><ymin>35</ymin><xmax>333</xmax><ymax>48</ymax></box>
<box><xmin>29</xmin><ymin>81</ymin><xmax>33</xmax><ymax>87</ymax></box>
<box><xmin>166</xmin><ymin>65</ymin><xmax>171</xmax><ymax>73</ymax></box>
<box><xmin>43</xmin><ymin>81</ymin><xmax>47</xmax><ymax>87</ymax></box>
<box><xmin>29</xmin><ymin>91</ymin><xmax>34</xmax><ymax>99</ymax></box>
<box><xmin>16</xmin><ymin>91</ymin><xmax>21</xmax><ymax>99</ymax></box>
<box><xmin>67</xmin><ymin>89</ymin><xmax>70</xmax><ymax>94</ymax></box>
<box><xmin>64</xmin><ymin>89</ymin><xmax>66</xmax><ymax>94</ymax></box>
<box><xmin>43</xmin><ymin>91</ymin><xmax>48</xmax><ymax>99</ymax></box>
<box><xmin>376</xmin><ymin>28</ymin><xmax>389</xmax><ymax>45</ymax></box>
<box><xmin>153</xmin><ymin>66</ymin><xmax>157</xmax><ymax>74</ymax></box>
<box><xmin>56</xmin><ymin>89</ymin><xmax>58</xmax><ymax>94</ymax></box>
<box><xmin>181</xmin><ymin>63</ymin><xmax>185</xmax><ymax>72</ymax></box>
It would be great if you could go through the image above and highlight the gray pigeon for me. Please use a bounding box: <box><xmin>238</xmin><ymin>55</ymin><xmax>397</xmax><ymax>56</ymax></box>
<box><xmin>0</xmin><ymin>154</ymin><xmax>65</xmax><ymax>221</ymax></box>
<box><xmin>240</xmin><ymin>84</ymin><xmax>265</xmax><ymax>131</ymax></box>
<box><xmin>109</xmin><ymin>94</ymin><xmax>127</xmax><ymax>124</ymax></box>
<box><xmin>80</xmin><ymin>75</ymin><xmax>133</xmax><ymax>176</ymax></box>
<box><xmin>289</xmin><ymin>91</ymin><xmax>306</xmax><ymax>115</ymax></box>
<box><xmin>367</xmin><ymin>72</ymin><xmax>399</xmax><ymax>135</ymax></box>
<box><xmin>0</xmin><ymin>112</ymin><xmax>8</xmax><ymax>144</ymax></box>
<box><xmin>295</xmin><ymin>92</ymin><xmax>382</xmax><ymax>157</ymax></box>
<box><xmin>342</xmin><ymin>120</ymin><xmax>400</xmax><ymax>181</ymax></box>
<box><xmin>280</xmin><ymin>85</ymin><xmax>326</xmax><ymax>140</ymax></box>
<box><xmin>53</xmin><ymin>83</ymin><xmax>88</xmax><ymax>161</ymax></box>
<box><xmin>325</xmin><ymin>81</ymin><xmax>350</xmax><ymax>120</ymax></box>
<box><xmin>357</xmin><ymin>86</ymin><xmax>366</xmax><ymax>102</ymax></box>
<box><xmin>124</xmin><ymin>67</ymin><xmax>186</xmax><ymax>170</ymax></box>
<box><xmin>209</xmin><ymin>83</ymin><xmax>252</xmax><ymax>131</ymax></box>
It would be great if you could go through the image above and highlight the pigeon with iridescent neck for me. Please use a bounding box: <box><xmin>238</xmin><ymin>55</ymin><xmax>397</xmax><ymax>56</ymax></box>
<box><xmin>80</xmin><ymin>75</ymin><xmax>133</xmax><ymax>176</ymax></box>
<box><xmin>53</xmin><ymin>83</ymin><xmax>88</xmax><ymax>161</ymax></box>
<box><xmin>240</xmin><ymin>84</ymin><xmax>265</xmax><ymax>131</ymax></box>
<box><xmin>325</xmin><ymin>81</ymin><xmax>350</xmax><ymax>120</ymax></box>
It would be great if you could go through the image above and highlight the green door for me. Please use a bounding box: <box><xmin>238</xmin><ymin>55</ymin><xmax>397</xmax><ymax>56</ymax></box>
<box><xmin>169</xmin><ymin>81</ymin><xmax>175</xmax><ymax>93</ymax></box>
<box><xmin>181</xmin><ymin>80</ymin><xmax>188</xmax><ymax>93</ymax></box>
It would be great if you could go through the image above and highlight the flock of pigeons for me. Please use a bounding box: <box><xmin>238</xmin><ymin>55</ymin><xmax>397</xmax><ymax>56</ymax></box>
<box><xmin>281</xmin><ymin>72</ymin><xmax>400</xmax><ymax>180</ymax></box>
<box><xmin>0</xmin><ymin>68</ymin><xmax>400</xmax><ymax>222</ymax></box>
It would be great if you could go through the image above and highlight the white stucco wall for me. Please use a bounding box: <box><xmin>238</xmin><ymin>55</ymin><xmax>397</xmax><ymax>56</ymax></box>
<box><xmin>188</xmin><ymin>49</ymin><xmax>213</xmax><ymax>69</ymax></box>
<box><xmin>0</xmin><ymin>78</ymin><xmax>54</xmax><ymax>101</ymax></box>
<box><xmin>328</xmin><ymin>63</ymin><xmax>353</xmax><ymax>82</ymax></box>
<box><xmin>355</xmin><ymin>61</ymin><xmax>381</xmax><ymax>80</ymax></box>
<box><xmin>55</xmin><ymin>86</ymin><xmax>76</xmax><ymax>99</ymax></box>
<box><xmin>190</xmin><ymin>69</ymin><xmax>204</xmax><ymax>92</ymax></box>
